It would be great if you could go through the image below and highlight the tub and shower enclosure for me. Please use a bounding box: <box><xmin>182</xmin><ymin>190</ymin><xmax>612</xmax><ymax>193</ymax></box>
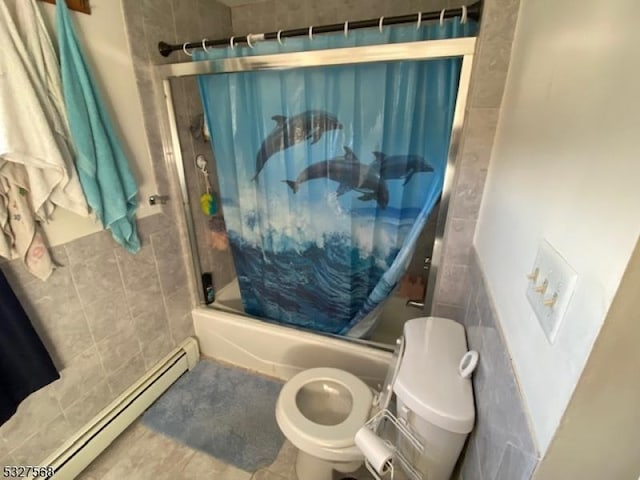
<box><xmin>153</xmin><ymin>5</ymin><xmax>479</xmax><ymax>368</ymax></box>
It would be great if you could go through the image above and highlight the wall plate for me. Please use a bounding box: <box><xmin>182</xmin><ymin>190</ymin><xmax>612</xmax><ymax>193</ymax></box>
<box><xmin>526</xmin><ymin>239</ymin><xmax>578</xmax><ymax>343</ymax></box>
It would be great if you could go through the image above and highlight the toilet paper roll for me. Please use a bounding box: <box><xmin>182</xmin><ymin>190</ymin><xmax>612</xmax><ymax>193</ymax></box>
<box><xmin>354</xmin><ymin>426</ymin><xmax>395</xmax><ymax>475</ymax></box>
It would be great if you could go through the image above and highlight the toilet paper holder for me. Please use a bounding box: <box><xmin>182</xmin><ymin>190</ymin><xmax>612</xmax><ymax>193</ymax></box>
<box><xmin>360</xmin><ymin>409</ymin><xmax>425</xmax><ymax>480</ymax></box>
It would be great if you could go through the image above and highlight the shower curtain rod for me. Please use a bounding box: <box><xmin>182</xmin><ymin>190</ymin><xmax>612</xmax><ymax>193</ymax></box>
<box><xmin>157</xmin><ymin>1</ymin><xmax>482</xmax><ymax>57</ymax></box>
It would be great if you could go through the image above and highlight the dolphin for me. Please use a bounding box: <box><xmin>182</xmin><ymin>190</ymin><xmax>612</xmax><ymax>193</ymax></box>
<box><xmin>252</xmin><ymin>110</ymin><xmax>343</xmax><ymax>181</ymax></box>
<box><xmin>283</xmin><ymin>147</ymin><xmax>389</xmax><ymax>209</ymax></box>
<box><xmin>370</xmin><ymin>152</ymin><xmax>434</xmax><ymax>185</ymax></box>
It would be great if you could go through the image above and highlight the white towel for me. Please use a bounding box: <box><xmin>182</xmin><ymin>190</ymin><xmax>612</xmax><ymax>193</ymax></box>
<box><xmin>0</xmin><ymin>0</ymin><xmax>88</xmax><ymax>221</ymax></box>
<box><xmin>0</xmin><ymin>0</ymin><xmax>87</xmax><ymax>279</ymax></box>
<box><xmin>0</xmin><ymin>166</ymin><xmax>54</xmax><ymax>281</ymax></box>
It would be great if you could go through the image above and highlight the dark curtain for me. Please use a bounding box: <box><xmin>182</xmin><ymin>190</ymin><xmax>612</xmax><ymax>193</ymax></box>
<box><xmin>0</xmin><ymin>270</ymin><xmax>59</xmax><ymax>426</ymax></box>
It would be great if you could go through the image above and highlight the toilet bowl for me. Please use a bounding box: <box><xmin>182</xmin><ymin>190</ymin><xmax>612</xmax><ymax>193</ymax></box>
<box><xmin>275</xmin><ymin>367</ymin><xmax>373</xmax><ymax>480</ymax></box>
<box><xmin>276</xmin><ymin>317</ymin><xmax>476</xmax><ymax>480</ymax></box>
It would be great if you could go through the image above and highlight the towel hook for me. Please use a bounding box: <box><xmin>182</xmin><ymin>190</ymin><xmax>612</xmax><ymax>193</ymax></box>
<box><xmin>230</xmin><ymin>36</ymin><xmax>236</xmax><ymax>49</ymax></box>
<box><xmin>277</xmin><ymin>30</ymin><xmax>284</xmax><ymax>45</ymax></box>
<box><xmin>202</xmin><ymin>38</ymin><xmax>210</xmax><ymax>53</ymax></box>
<box><xmin>182</xmin><ymin>42</ymin><xmax>193</xmax><ymax>57</ymax></box>
<box><xmin>344</xmin><ymin>21</ymin><xmax>349</xmax><ymax>37</ymax></box>
<box><xmin>308</xmin><ymin>25</ymin><xmax>314</xmax><ymax>40</ymax></box>
<box><xmin>416</xmin><ymin>12</ymin><xmax>422</xmax><ymax>29</ymax></box>
<box><xmin>379</xmin><ymin>16</ymin><xmax>385</xmax><ymax>33</ymax></box>
<box><xmin>439</xmin><ymin>9</ymin><xmax>446</xmax><ymax>26</ymax></box>
<box><xmin>460</xmin><ymin>5</ymin><xmax>468</xmax><ymax>23</ymax></box>
<box><xmin>246</xmin><ymin>33</ymin><xmax>254</xmax><ymax>48</ymax></box>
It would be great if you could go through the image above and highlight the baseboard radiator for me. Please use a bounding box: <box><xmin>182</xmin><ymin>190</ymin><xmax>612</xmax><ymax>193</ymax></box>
<box><xmin>34</xmin><ymin>338</ymin><xmax>200</xmax><ymax>480</ymax></box>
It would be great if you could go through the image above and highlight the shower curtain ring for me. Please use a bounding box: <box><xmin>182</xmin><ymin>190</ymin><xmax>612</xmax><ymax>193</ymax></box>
<box><xmin>308</xmin><ymin>25</ymin><xmax>314</xmax><ymax>40</ymax></box>
<box><xmin>230</xmin><ymin>36</ymin><xmax>236</xmax><ymax>49</ymax></box>
<box><xmin>183</xmin><ymin>43</ymin><xmax>193</xmax><ymax>57</ymax></box>
<box><xmin>202</xmin><ymin>38</ymin><xmax>210</xmax><ymax>53</ymax></box>
<box><xmin>246</xmin><ymin>34</ymin><xmax>254</xmax><ymax>48</ymax></box>
<box><xmin>277</xmin><ymin>30</ymin><xmax>284</xmax><ymax>45</ymax></box>
<box><xmin>460</xmin><ymin>5</ymin><xmax>468</xmax><ymax>23</ymax></box>
<box><xmin>379</xmin><ymin>16</ymin><xmax>384</xmax><ymax>33</ymax></box>
<box><xmin>416</xmin><ymin>12</ymin><xmax>422</xmax><ymax>29</ymax></box>
<box><xmin>439</xmin><ymin>9</ymin><xmax>446</xmax><ymax>26</ymax></box>
<box><xmin>344</xmin><ymin>21</ymin><xmax>349</xmax><ymax>37</ymax></box>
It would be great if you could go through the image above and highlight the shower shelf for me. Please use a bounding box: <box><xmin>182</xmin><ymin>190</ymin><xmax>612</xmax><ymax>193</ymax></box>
<box><xmin>363</xmin><ymin>408</ymin><xmax>424</xmax><ymax>480</ymax></box>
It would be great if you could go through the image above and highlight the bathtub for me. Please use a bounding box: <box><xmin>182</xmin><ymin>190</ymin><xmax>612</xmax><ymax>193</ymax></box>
<box><xmin>192</xmin><ymin>306</ymin><xmax>393</xmax><ymax>387</ymax></box>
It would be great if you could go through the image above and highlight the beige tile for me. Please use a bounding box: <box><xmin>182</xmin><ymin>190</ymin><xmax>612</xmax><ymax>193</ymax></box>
<box><xmin>142</xmin><ymin>15</ymin><xmax>176</xmax><ymax>66</ymax></box>
<box><xmin>107</xmin><ymin>353</ymin><xmax>147</xmax><ymax>397</ymax></box>
<box><xmin>0</xmin><ymin>444</ymin><xmax>15</xmax><ymax>469</ymax></box>
<box><xmin>125</xmin><ymin>279</ymin><xmax>164</xmax><ymax>319</ymax></box>
<box><xmin>470</xmin><ymin>40</ymin><xmax>512</xmax><ymax>108</ymax></box>
<box><xmin>0</xmin><ymin>385</ymin><xmax>63</xmax><ymax>451</ymax></box>
<box><xmin>99</xmin><ymin>427</ymin><xmax>194</xmax><ymax>480</ymax></box>
<box><xmin>132</xmin><ymin>302</ymin><xmax>171</xmax><ymax>341</ymax></box>
<box><xmin>151</xmin><ymin>231</ymin><xmax>189</xmax><ymax>298</ymax></box>
<box><xmin>169</xmin><ymin>312</ymin><xmax>195</xmax><ymax>344</ymax></box>
<box><xmin>459</xmin><ymin>108</ymin><xmax>500</xmax><ymax>170</ymax></box>
<box><xmin>136</xmin><ymin>214</ymin><xmax>174</xmax><ymax>243</ymax></box>
<box><xmin>435</xmin><ymin>263</ymin><xmax>469</xmax><ymax>307</ymax></box>
<box><xmin>164</xmin><ymin>286</ymin><xmax>192</xmax><ymax>323</ymax></box>
<box><xmin>198</xmin><ymin>0</ymin><xmax>233</xmax><ymax>39</ymax></box>
<box><xmin>54</xmin><ymin>346</ymin><xmax>105</xmax><ymax>409</ymax></box>
<box><xmin>65</xmin><ymin>230</ymin><xmax>116</xmax><ymax>265</ymax></box>
<box><xmin>27</xmin><ymin>293</ymin><xmax>91</xmax><ymax>366</ymax></box>
<box><xmin>450</xmin><ymin>166</ymin><xmax>488</xmax><ymax>220</ymax></box>
<box><xmin>78</xmin><ymin>422</ymin><xmax>149</xmax><ymax>479</ymax></box>
<box><xmin>97</xmin><ymin>323</ymin><xmax>142</xmax><ymax>375</ymax></box>
<box><xmin>115</xmin><ymin>245</ymin><xmax>158</xmax><ymax>294</ymax></box>
<box><xmin>83</xmin><ymin>289</ymin><xmax>133</xmax><ymax>343</ymax></box>
<box><xmin>10</xmin><ymin>414</ymin><xmax>73</xmax><ymax>466</ymax></box>
<box><xmin>63</xmin><ymin>381</ymin><xmax>114</xmax><ymax>431</ymax></box>
<box><xmin>121</xmin><ymin>0</ymin><xmax>147</xmax><ymax>64</ymax></box>
<box><xmin>444</xmin><ymin>218</ymin><xmax>477</xmax><ymax>265</ymax></box>
<box><xmin>181</xmin><ymin>451</ymin><xmax>252</xmax><ymax>479</ymax></box>
<box><xmin>252</xmin><ymin>469</ymin><xmax>288</xmax><ymax>480</ymax></box>
<box><xmin>141</xmin><ymin>331</ymin><xmax>175</xmax><ymax>370</ymax></box>
<box><xmin>478</xmin><ymin>0</ymin><xmax>520</xmax><ymax>44</ymax></box>
<box><xmin>232</xmin><ymin>1</ymin><xmax>276</xmax><ymax>34</ymax></box>
<box><xmin>0</xmin><ymin>258</ymin><xmax>39</xmax><ymax>292</ymax></box>
<box><xmin>432</xmin><ymin>302</ymin><xmax>466</xmax><ymax>323</ymax></box>
<box><xmin>264</xmin><ymin>440</ymin><xmax>297</xmax><ymax>480</ymax></box>
<box><xmin>70</xmin><ymin>251</ymin><xmax>125</xmax><ymax>305</ymax></box>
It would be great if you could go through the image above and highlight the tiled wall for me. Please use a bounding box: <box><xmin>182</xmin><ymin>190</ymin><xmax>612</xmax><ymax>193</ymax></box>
<box><xmin>121</xmin><ymin>0</ymin><xmax>238</xmax><ymax>295</ymax></box>
<box><xmin>432</xmin><ymin>0</ymin><xmax>520</xmax><ymax>321</ymax></box>
<box><xmin>0</xmin><ymin>214</ymin><xmax>192</xmax><ymax>466</ymax></box>
<box><xmin>230</xmin><ymin>0</ymin><xmax>470</xmax><ymax>34</ymax></box>
<box><xmin>0</xmin><ymin>1</ymin><xmax>238</xmax><ymax>467</ymax></box>
<box><xmin>456</xmin><ymin>248</ymin><xmax>539</xmax><ymax>479</ymax></box>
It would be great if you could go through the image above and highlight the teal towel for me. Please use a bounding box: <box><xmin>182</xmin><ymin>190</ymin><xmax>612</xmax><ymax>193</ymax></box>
<box><xmin>56</xmin><ymin>1</ymin><xmax>140</xmax><ymax>253</ymax></box>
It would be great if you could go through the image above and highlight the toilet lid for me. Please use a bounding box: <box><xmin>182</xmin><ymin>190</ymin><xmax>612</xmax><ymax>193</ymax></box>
<box><xmin>277</xmin><ymin>368</ymin><xmax>373</xmax><ymax>448</ymax></box>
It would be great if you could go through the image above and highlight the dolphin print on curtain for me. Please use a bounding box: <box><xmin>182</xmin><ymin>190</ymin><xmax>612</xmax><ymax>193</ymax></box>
<box><xmin>195</xmin><ymin>20</ymin><xmax>476</xmax><ymax>337</ymax></box>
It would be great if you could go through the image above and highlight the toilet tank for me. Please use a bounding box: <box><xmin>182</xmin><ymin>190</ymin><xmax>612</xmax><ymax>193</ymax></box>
<box><xmin>393</xmin><ymin>317</ymin><xmax>475</xmax><ymax>480</ymax></box>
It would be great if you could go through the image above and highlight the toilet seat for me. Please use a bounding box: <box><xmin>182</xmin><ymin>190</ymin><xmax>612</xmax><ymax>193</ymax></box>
<box><xmin>276</xmin><ymin>368</ymin><xmax>373</xmax><ymax>452</ymax></box>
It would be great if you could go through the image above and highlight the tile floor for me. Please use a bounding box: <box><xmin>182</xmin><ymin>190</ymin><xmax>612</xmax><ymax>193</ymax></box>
<box><xmin>78</xmin><ymin>420</ymin><xmax>373</xmax><ymax>480</ymax></box>
<box><xmin>78</xmin><ymin>420</ymin><xmax>297</xmax><ymax>480</ymax></box>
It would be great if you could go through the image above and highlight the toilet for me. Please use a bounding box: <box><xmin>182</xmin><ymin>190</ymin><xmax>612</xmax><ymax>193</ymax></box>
<box><xmin>275</xmin><ymin>317</ymin><xmax>476</xmax><ymax>480</ymax></box>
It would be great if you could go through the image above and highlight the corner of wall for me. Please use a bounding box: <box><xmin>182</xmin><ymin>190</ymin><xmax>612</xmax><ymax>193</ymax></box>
<box><xmin>456</xmin><ymin>246</ymin><xmax>539</xmax><ymax>480</ymax></box>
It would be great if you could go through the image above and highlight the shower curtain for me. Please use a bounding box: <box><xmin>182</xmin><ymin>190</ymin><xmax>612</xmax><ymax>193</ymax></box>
<box><xmin>0</xmin><ymin>270</ymin><xmax>59</xmax><ymax>425</ymax></box>
<box><xmin>196</xmin><ymin>20</ymin><xmax>476</xmax><ymax>337</ymax></box>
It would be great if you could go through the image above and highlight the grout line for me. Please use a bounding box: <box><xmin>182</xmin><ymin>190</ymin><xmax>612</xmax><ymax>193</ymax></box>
<box><xmin>66</xmin><ymin>248</ymin><xmax>112</xmax><ymax>384</ymax></box>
